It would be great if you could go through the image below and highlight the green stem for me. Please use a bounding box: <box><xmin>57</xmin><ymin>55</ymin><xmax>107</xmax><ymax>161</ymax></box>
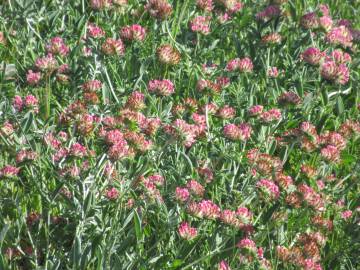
<box><xmin>44</xmin><ymin>76</ymin><xmax>51</xmax><ymax>120</ymax></box>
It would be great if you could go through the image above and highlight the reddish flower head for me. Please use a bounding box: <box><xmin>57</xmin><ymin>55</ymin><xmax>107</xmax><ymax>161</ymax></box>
<box><xmin>178</xmin><ymin>222</ymin><xmax>197</xmax><ymax>240</ymax></box>
<box><xmin>256</xmin><ymin>179</ymin><xmax>280</xmax><ymax>200</ymax></box>
<box><xmin>102</xmin><ymin>38</ymin><xmax>125</xmax><ymax>56</ymax></box>
<box><xmin>120</xmin><ymin>24</ymin><xmax>147</xmax><ymax>42</ymax></box>
<box><xmin>157</xmin><ymin>44</ymin><xmax>181</xmax><ymax>65</ymax></box>
<box><xmin>190</xmin><ymin>16</ymin><xmax>211</xmax><ymax>35</ymax></box>
<box><xmin>148</xmin><ymin>79</ymin><xmax>175</xmax><ymax>96</ymax></box>
<box><xmin>26</xmin><ymin>70</ymin><xmax>41</xmax><ymax>85</ymax></box>
<box><xmin>145</xmin><ymin>0</ymin><xmax>173</xmax><ymax>20</ymax></box>
<box><xmin>0</xmin><ymin>165</ymin><xmax>20</xmax><ymax>178</ymax></box>
<box><xmin>301</xmin><ymin>47</ymin><xmax>325</xmax><ymax>66</ymax></box>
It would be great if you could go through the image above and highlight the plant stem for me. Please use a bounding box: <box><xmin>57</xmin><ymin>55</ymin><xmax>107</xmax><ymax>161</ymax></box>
<box><xmin>44</xmin><ymin>75</ymin><xmax>51</xmax><ymax>120</ymax></box>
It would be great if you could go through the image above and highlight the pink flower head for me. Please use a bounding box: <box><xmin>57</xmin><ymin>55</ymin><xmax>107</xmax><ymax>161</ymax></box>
<box><xmin>143</xmin><ymin>117</ymin><xmax>162</xmax><ymax>136</ymax></box>
<box><xmin>157</xmin><ymin>44</ymin><xmax>181</xmax><ymax>65</ymax></box>
<box><xmin>120</xmin><ymin>24</ymin><xmax>147</xmax><ymax>42</ymax></box>
<box><xmin>300</xmin><ymin>121</ymin><xmax>317</xmax><ymax>135</ymax></box>
<box><xmin>225</xmin><ymin>58</ymin><xmax>241</xmax><ymax>71</ymax></box>
<box><xmin>107</xmin><ymin>140</ymin><xmax>131</xmax><ymax>160</ymax></box>
<box><xmin>301</xmin><ymin>47</ymin><xmax>325</xmax><ymax>66</ymax></box>
<box><xmin>320</xmin><ymin>61</ymin><xmax>345</xmax><ymax>84</ymax></box>
<box><xmin>326</xmin><ymin>26</ymin><xmax>353</xmax><ymax>47</ymax></box>
<box><xmin>83</xmin><ymin>47</ymin><xmax>92</xmax><ymax>57</ymax></box>
<box><xmin>26</xmin><ymin>70</ymin><xmax>41</xmax><ymax>85</ymax></box>
<box><xmin>147</xmin><ymin>174</ymin><xmax>164</xmax><ymax>186</ymax></box>
<box><xmin>260</xmin><ymin>108</ymin><xmax>281</xmax><ymax>122</ymax></box>
<box><xmin>145</xmin><ymin>0</ymin><xmax>173</xmax><ymax>20</ymax></box>
<box><xmin>248</xmin><ymin>105</ymin><xmax>263</xmax><ymax>116</ymax></box>
<box><xmin>217</xmin><ymin>105</ymin><xmax>235</xmax><ymax>119</ymax></box>
<box><xmin>223</xmin><ymin>124</ymin><xmax>240</xmax><ymax>140</ymax></box>
<box><xmin>256</xmin><ymin>179</ymin><xmax>280</xmax><ymax>200</ymax></box>
<box><xmin>257</xmin><ymin>247</ymin><xmax>264</xmax><ymax>259</ymax></box>
<box><xmin>178</xmin><ymin>222</ymin><xmax>197</xmax><ymax>240</ymax></box>
<box><xmin>301</xmin><ymin>12</ymin><xmax>319</xmax><ymax>29</ymax></box>
<box><xmin>87</xmin><ymin>23</ymin><xmax>105</xmax><ymax>38</ymax></box>
<box><xmin>24</xmin><ymin>95</ymin><xmax>38</xmax><ymax>107</ymax></box>
<box><xmin>82</xmin><ymin>80</ymin><xmax>102</xmax><ymax>92</ymax></box>
<box><xmin>328</xmin><ymin>49</ymin><xmax>351</xmax><ymax>64</ymax></box>
<box><xmin>217</xmin><ymin>0</ymin><xmax>243</xmax><ymax>14</ymax></box>
<box><xmin>335</xmin><ymin>64</ymin><xmax>349</xmax><ymax>85</ymax></box>
<box><xmin>341</xmin><ymin>210</ymin><xmax>352</xmax><ymax>220</ymax></box>
<box><xmin>175</xmin><ymin>187</ymin><xmax>190</xmax><ymax>202</ymax></box>
<box><xmin>0</xmin><ymin>31</ymin><xmax>5</xmax><ymax>45</ymax></box>
<box><xmin>57</xmin><ymin>131</ymin><xmax>68</xmax><ymax>142</ymax></box>
<box><xmin>148</xmin><ymin>79</ymin><xmax>174</xmax><ymax>96</ymax></box>
<box><xmin>218</xmin><ymin>261</ymin><xmax>231</xmax><ymax>270</ymax></box>
<box><xmin>188</xmin><ymin>199</ymin><xmax>220</xmax><ymax>219</ymax></box>
<box><xmin>198</xmin><ymin>166</ymin><xmax>214</xmax><ymax>183</ymax></box>
<box><xmin>298</xmin><ymin>184</ymin><xmax>325</xmax><ymax>211</ymax></box>
<box><xmin>24</xmin><ymin>95</ymin><xmax>39</xmax><ymax>112</ymax></box>
<box><xmin>190</xmin><ymin>16</ymin><xmax>211</xmax><ymax>35</ymax></box>
<box><xmin>316</xmin><ymin>180</ymin><xmax>325</xmax><ymax>190</ymax></box>
<box><xmin>236</xmin><ymin>207</ymin><xmax>253</xmax><ymax>224</ymax></box>
<box><xmin>105</xmin><ymin>187</ymin><xmax>119</xmax><ymax>200</ymax></box>
<box><xmin>220</xmin><ymin>210</ymin><xmax>237</xmax><ymax>226</ymax></box>
<box><xmin>0</xmin><ymin>121</ymin><xmax>14</xmax><ymax>136</ymax></box>
<box><xmin>196</xmin><ymin>0</ymin><xmax>213</xmax><ymax>12</ymax></box>
<box><xmin>318</xmin><ymin>3</ymin><xmax>330</xmax><ymax>16</ymax></box>
<box><xmin>44</xmin><ymin>133</ymin><xmax>61</xmax><ymax>149</ymax></box>
<box><xmin>57</xmin><ymin>64</ymin><xmax>69</xmax><ymax>74</ymax></box>
<box><xmin>69</xmin><ymin>143</ymin><xmax>87</xmax><ymax>158</ymax></box>
<box><xmin>303</xmin><ymin>259</ymin><xmax>323</xmax><ymax>270</ymax></box>
<box><xmin>52</xmin><ymin>148</ymin><xmax>69</xmax><ymax>165</ymax></box>
<box><xmin>163</xmin><ymin>119</ymin><xmax>198</xmax><ymax>147</ymax></box>
<box><xmin>217</xmin><ymin>12</ymin><xmax>231</xmax><ymax>24</ymax></box>
<box><xmin>278</xmin><ymin>91</ymin><xmax>301</xmax><ymax>106</ymax></box>
<box><xmin>201</xmin><ymin>103</ymin><xmax>218</xmax><ymax>115</ymax></box>
<box><xmin>90</xmin><ymin>0</ymin><xmax>112</xmax><ymax>10</ymax></box>
<box><xmin>0</xmin><ymin>165</ymin><xmax>20</xmax><ymax>178</ymax></box>
<box><xmin>216</xmin><ymin>76</ymin><xmax>230</xmax><ymax>87</ymax></box>
<box><xmin>13</xmin><ymin>95</ymin><xmax>23</xmax><ymax>111</ymax></box>
<box><xmin>275</xmin><ymin>173</ymin><xmax>294</xmax><ymax>190</ymax></box>
<box><xmin>125</xmin><ymin>90</ymin><xmax>145</xmax><ymax>111</ymax></box>
<box><xmin>46</xmin><ymin>37</ymin><xmax>69</xmax><ymax>56</ymax></box>
<box><xmin>320</xmin><ymin>145</ymin><xmax>340</xmax><ymax>162</ymax></box>
<box><xmin>225</xmin><ymin>57</ymin><xmax>254</xmax><ymax>73</ymax></box>
<box><xmin>256</xmin><ymin>5</ymin><xmax>281</xmax><ymax>21</ymax></box>
<box><xmin>267</xmin><ymin>66</ymin><xmax>279</xmax><ymax>78</ymax></box>
<box><xmin>223</xmin><ymin>123</ymin><xmax>252</xmax><ymax>141</ymax></box>
<box><xmin>238</xmin><ymin>57</ymin><xmax>253</xmax><ymax>73</ymax></box>
<box><xmin>261</xmin><ymin>32</ymin><xmax>282</xmax><ymax>44</ymax></box>
<box><xmin>35</xmin><ymin>54</ymin><xmax>57</xmax><ymax>71</ymax></box>
<box><xmin>192</xmin><ymin>113</ymin><xmax>206</xmax><ymax>126</ymax></box>
<box><xmin>101</xmin><ymin>38</ymin><xmax>125</xmax><ymax>56</ymax></box>
<box><xmin>237</xmin><ymin>238</ymin><xmax>257</xmax><ymax>254</ymax></box>
<box><xmin>105</xmin><ymin>129</ymin><xmax>124</xmax><ymax>145</ymax></box>
<box><xmin>186</xmin><ymin>179</ymin><xmax>204</xmax><ymax>197</ymax></box>
<box><xmin>319</xmin><ymin>16</ymin><xmax>333</xmax><ymax>31</ymax></box>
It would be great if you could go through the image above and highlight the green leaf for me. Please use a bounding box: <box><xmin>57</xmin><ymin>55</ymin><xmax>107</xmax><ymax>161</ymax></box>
<box><xmin>21</xmin><ymin>111</ymin><xmax>33</xmax><ymax>133</ymax></box>
<box><xmin>0</xmin><ymin>224</ymin><xmax>9</xmax><ymax>249</ymax></box>
<box><xmin>336</xmin><ymin>96</ymin><xmax>344</xmax><ymax>116</ymax></box>
<box><xmin>134</xmin><ymin>210</ymin><xmax>142</xmax><ymax>242</ymax></box>
<box><xmin>71</xmin><ymin>234</ymin><xmax>82</xmax><ymax>269</ymax></box>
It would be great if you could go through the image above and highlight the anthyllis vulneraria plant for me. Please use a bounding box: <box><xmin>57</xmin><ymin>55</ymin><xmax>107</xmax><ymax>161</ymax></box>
<box><xmin>0</xmin><ymin>0</ymin><xmax>359</xmax><ymax>269</ymax></box>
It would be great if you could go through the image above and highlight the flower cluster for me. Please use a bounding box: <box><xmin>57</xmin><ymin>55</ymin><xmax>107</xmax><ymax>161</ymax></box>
<box><xmin>1</xmin><ymin>1</ymin><xmax>359</xmax><ymax>269</ymax></box>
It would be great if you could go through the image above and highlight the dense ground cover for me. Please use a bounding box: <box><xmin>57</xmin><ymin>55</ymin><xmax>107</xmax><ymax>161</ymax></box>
<box><xmin>0</xmin><ymin>0</ymin><xmax>360</xmax><ymax>269</ymax></box>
